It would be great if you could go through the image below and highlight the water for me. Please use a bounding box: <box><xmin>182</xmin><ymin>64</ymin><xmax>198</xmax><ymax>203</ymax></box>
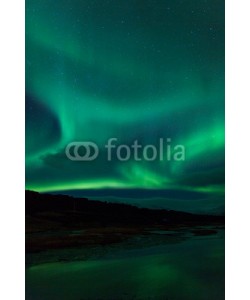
<box><xmin>26</xmin><ymin>230</ymin><xmax>224</xmax><ymax>300</ymax></box>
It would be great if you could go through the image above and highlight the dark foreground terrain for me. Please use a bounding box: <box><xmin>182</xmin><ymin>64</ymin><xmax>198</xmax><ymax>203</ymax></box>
<box><xmin>26</xmin><ymin>190</ymin><xmax>224</xmax><ymax>253</ymax></box>
<box><xmin>26</xmin><ymin>191</ymin><xmax>225</xmax><ymax>299</ymax></box>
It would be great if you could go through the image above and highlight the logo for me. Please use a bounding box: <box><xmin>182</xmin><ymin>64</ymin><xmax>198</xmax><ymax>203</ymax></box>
<box><xmin>65</xmin><ymin>142</ymin><xmax>99</xmax><ymax>161</ymax></box>
<box><xmin>65</xmin><ymin>138</ymin><xmax>185</xmax><ymax>162</ymax></box>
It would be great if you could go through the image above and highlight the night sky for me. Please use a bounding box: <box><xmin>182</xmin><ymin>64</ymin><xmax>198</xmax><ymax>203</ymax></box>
<box><xmin>26</xmin><ymin>0</ymin><xmax>224</xmax><ymax>214</ymax></box>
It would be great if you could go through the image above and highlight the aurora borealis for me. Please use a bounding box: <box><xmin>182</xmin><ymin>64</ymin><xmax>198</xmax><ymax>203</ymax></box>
<box><xmin>26</xmin><ymin>0</ymin><xmax>225</xmax><ymax>214</ymax></box>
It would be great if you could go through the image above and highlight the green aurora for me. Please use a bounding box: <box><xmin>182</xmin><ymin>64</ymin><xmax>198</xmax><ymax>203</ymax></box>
<box><xmin>26</xmin><ymin>0</ymin><xmax>224</xmax><ymax>213</ymax></box>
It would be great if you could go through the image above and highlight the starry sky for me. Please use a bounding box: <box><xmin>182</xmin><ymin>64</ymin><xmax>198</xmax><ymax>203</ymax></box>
<box><xmin>26</xmin><ymin>0</ymin><xmax>225</xmax><ymax>214</ymax></box>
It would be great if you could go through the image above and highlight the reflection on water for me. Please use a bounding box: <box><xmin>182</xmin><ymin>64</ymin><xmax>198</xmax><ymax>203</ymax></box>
<box><xmin>26</xmin><ymin>230</ymin><xmax>224</xmax><ymax>300</ymax></box>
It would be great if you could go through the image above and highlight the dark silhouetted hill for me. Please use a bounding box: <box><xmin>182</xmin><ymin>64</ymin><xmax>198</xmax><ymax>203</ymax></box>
<box><xmin>26</xmin><ymin>190</ymin><xmax>224</xmax><ymax>227</ymax></box>
<box><xmin>26</xmin><ymin>190</ymin><xmax>224</xmax><ymax>253</ymax></box>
